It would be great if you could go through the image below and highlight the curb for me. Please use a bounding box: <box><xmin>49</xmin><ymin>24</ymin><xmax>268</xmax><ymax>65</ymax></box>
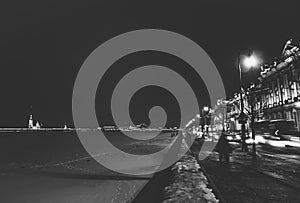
<box><xmin>130</xmin><ymin>166</ymin><xmax>173</xmax><ymax>203</ymax></box>
<box><xmin>128</xmin><ymin>177</ymin><xmax>153</xmax><ymax>203</ymax></box>
<box><xmin>190</xmin><ymin>150</ymin><xmax>227</xmax><ymax>203</ymax></box>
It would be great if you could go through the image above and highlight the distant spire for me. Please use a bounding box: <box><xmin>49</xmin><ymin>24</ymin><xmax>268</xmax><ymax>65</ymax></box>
<box><xmin>28</xmin><ymin>114</ymin><xmax>34</xmax><ymax>129</ymax></box>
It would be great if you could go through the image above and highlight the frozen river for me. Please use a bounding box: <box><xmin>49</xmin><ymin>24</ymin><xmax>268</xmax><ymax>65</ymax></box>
<box><xmin>0</xmin><ymin>131</ymin><xmax>179</xmax><ymax>202</ymax></box>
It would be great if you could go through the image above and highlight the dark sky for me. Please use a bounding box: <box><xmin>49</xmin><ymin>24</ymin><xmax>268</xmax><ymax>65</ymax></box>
<box><xmin>1</xmin><ymin>0</ymin><xmax>299</xmax><ymax>127</ymax></box>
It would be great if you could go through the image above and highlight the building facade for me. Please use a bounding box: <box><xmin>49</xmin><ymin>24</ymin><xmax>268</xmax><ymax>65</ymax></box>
<box><xmin>226</xmin><ymin>39</ymin><xmax>300</xmax><ymax>131</ymax></box>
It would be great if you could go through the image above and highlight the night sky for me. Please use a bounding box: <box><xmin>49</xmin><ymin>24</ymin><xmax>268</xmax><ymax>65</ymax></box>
<box><xmin>1</xmin><ymin>0</ymin><xmax>300</xmax><ymax>127</ymax></box>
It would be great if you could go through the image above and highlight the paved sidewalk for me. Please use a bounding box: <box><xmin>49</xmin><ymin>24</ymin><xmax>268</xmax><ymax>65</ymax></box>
<box><xmin>232</xmin><ymin>149</ymin><xmax>300</xmax><ymax>191</ymax></box>
<box><xmin>191</xmin><ymin>139</ymin><xmax>300</xmax><ymax>203</ymax></box>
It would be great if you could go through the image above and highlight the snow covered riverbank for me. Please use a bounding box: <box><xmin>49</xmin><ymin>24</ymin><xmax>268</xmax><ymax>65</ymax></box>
<box><xmin>163</xmin><ymin>154</ymin><xmax>219</xmax><ymax>203</ymax></box>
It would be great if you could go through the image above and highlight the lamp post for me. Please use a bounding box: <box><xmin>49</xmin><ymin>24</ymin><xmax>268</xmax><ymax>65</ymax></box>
<box><xmin>249</xmin><ymin>83</ymin><xmax>257</xmax><ymax>160</ymax></box>
<box><xmin>196</xmin><ymin>114</ymin><xmax>201</xmax><ymax>134</ymax></box>
<box><xmin>202</xmin><ymin>106</ymin><xmax>210</xmax><ymax>137</ymax></box>
<box><xmin>237</xmin><ymin>50</ymin><xmax>259</xmax><ymax>152</ymax></box>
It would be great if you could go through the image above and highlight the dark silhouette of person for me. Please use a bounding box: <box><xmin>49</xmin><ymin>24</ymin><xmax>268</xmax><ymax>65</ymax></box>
<box><xmin>171</xmin><ymin>129</ymin><xmax>178</xmax><ymax>137</ymax></box>
<box><xmin>215</xmin><ymin>131</ymin><xmax>233</xmax><ymax>163</ymax></box>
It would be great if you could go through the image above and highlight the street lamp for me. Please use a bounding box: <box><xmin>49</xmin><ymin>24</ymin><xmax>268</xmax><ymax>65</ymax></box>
<box><xmin>201</xmin><ymin>106</ymin><xmax>210</xmax><ymax>136</ymax></box>
<box><xmin>203</xmin><ymin>106</ymin><xmax>210</xmax><ymax>112</ymax></box>
<box><xmin>238</xmin><ymin>50</ymin><xmax>259</xmax><ymax>152</ymax></box>
<box><xmin>243</xmin><ymin>55</ymin><xmax>259</xmax><ymax>68</ymax></box>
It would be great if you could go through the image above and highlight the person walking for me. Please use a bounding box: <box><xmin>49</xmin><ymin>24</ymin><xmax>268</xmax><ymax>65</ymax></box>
<box><xmin>215</xmin><ymin>130</ymin><xmax>233</xmax><ymax>163</ymax></box>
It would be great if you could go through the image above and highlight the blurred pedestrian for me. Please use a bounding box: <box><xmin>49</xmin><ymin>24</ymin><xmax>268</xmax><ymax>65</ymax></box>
<box><xmin>171</xmin><ymin>129</ymin><xmax>178</xmax><ymax>137</ymax></box>
<box><xmin>215</xmin><ymin>130</ymin><xmax>233</xmax><ymax>163</ymax></box>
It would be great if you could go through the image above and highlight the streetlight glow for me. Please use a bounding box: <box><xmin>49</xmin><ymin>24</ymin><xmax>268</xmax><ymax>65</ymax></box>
<box><xmin>243</xmin><ymin>55</ymin><xmax>259</xmax><ymax>68</ymax></box>
<box><xmin>203</xmin><ymin>106</ymin><xmax>209</xmax><ymax>112</ymax></box>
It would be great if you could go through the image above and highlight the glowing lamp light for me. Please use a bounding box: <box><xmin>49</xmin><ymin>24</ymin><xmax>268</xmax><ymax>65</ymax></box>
<box><xmin>243</xmin><ymin>55</ymin><xmax>259</xmax><ymax>68</ymax></box>
<box><xmin>203</xmin><ymin>106</ymin><xmax>209</xmax><ymax>112</ymax></box>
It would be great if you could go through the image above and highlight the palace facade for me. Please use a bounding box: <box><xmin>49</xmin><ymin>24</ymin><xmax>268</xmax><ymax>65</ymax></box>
<box><xmin>226</xmin><ymin>39</ymin><xmax>300</xmax><ymax>131</ymax></box>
